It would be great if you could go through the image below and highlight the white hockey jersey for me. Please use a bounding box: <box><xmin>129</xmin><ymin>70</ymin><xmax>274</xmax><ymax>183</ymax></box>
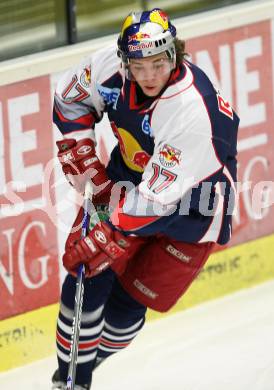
<box><xmin>54</xmin><ymin>45</ymin><xmax>239</xmax><ymax>244</ymax></box>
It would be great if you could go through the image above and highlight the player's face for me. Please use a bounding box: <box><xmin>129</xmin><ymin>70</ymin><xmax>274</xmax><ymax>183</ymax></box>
<box><xmin>129</xmin><ymin>53</ymin><xmax>173</xmax><ymax>96</ymax></box>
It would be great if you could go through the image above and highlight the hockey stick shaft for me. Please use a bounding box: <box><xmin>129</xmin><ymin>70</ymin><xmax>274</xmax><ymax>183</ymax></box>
<box><xmin>66</xmin><ymin>180</ymin><xmax>93</xmax><ymax>390</ymax></box>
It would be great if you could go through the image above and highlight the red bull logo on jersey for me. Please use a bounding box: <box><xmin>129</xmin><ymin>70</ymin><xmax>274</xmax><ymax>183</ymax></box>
<box><xmin>133</xmin><ymin>150</ymin><xmax>151</xmax><ymax>170</ymax></box>
<box><xmin>159</xmin><ymin>144</ymin><xmax>181</xmax><ymax>168</ymax></box>
<box><xmin>128</xmin><ymin>32</ymin><xmax>151</xmax><ymax>43</ymax></box>
<box><xmin>110</xmin><ymin>123</ymin><xmax>151</xmax><ymax>173</ymax></box>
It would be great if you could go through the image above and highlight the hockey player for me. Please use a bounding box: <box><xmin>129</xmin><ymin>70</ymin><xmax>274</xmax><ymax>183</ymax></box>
<box><xmin>52</xmin><ymin>8</ymin><xmax>239</xmax><ymax>389</ymax></box>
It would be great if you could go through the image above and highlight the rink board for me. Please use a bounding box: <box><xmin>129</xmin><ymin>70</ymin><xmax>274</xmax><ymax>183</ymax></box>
<box><xmin>1</xmin><ymin>233</ymin><xmax>274</xmax><ymax>372</ymax></box>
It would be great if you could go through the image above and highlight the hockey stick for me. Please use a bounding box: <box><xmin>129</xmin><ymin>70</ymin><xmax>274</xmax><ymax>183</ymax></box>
<box><xmin>66</xmin><ymin>180</ymin><xmax>93</xmax><ymax>390</ymax></box>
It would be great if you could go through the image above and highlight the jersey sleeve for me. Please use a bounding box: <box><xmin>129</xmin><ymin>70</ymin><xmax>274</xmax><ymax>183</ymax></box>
<box><xmin>53</xmin><ymin>47</ymin><xmax>118</xmax><ymax>142</ymax></box>
<box><xmin>110</xmin><ymin>88</ymin><xmax>235</xmax><ymax>238</ymax></box>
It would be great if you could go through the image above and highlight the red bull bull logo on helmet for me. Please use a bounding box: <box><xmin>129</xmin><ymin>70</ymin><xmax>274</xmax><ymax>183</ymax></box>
<box><xmin>128</xmin><ymin>32</ymin><xmax>151</xmax><ymax>43</ymax></box>
<box><xmin>159</xmin><ymin>144</ymin><xmax>182</xmax><ymax>168</ymax></box>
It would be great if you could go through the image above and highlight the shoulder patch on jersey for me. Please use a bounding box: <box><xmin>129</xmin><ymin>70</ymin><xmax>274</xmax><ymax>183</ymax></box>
<box><xmin>159</xmin><ymin>144</ymin><xmax>181</xmax><ymax>168</ymax></box>
<box><xmin>97</xmin><ymin>84</ymin><xmax>120</xmax><ymax>110</ymax></box>
<box><xmin>80</xmin><ymin>65</ymin><xmax>91</xmax><ymax>88</ymax></box>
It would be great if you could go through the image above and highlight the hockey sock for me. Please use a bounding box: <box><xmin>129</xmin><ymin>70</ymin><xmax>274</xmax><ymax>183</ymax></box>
<box><xmin>55</xmin><ymin>270</ymin><xmax>116</xmax><ymax>386</ymax></box>
<box><xmin>96</xmin><ymin>279</ymin><xmax>147</xmax><ymax>361</ymax></box>
<box><xmin>97</xmin><ymin>317</ymin><xmax>145</xmax><ymax>360</ymax></box>
<box><xmin>56</xmin><ymin>302</ymin><xmax>104</xmax><ymax>386</ymax></box>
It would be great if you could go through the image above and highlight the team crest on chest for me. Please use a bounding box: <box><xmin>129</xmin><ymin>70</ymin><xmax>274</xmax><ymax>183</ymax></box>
<box><xmin>159</xmin><ymin>144</ymin><xmax>181</xmax><ymax>168</ymax></box>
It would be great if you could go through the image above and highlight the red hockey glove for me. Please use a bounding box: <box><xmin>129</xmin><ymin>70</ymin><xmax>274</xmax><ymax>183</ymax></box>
<box><xmin>63</xmin><ymin>221</ymin><xmax>145</xmax><ymax>277</ymax></box>
<box><xmin>56</xmin><ymin>138</ymin><xmax>112</xmax><ymax>197</ymax></box>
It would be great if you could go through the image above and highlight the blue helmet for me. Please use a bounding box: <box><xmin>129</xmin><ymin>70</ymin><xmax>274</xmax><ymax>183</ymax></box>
<box><xmin>117</xmin><ymin>8</ymin><xmax>177</xmax><ymax>64</ymax></box>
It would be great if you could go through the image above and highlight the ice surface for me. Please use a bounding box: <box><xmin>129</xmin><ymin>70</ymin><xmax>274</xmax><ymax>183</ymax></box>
<box><xmin>1</xmin><ymin>280</ymin><xmax>274</xmax><ymax>390</ymax></box>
